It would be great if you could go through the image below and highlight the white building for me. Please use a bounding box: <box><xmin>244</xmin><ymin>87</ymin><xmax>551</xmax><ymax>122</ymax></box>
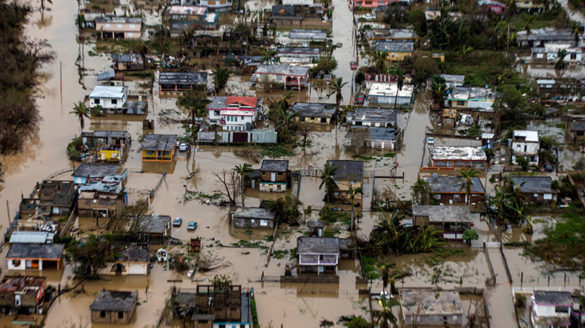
<box><xmin>89</xmin><ymin>85</ymin><xmax>128</xmax><ymax>110</ymax></box>
<box><xmin>531</xmin><ymin>291</ymin><xmax>573</xmax><ymax>328</ymax></box>
<box><xmin>511</xmin><ymin>130</ymin><xmax>540</xmax><ymax>166</ymax></box>
<box><xmin>531</xmin><ymin>43</ymin><xmax>584</xmax><ymax>64</ymax></box>
<box><xmin>367</xmin><ymin>82</ymin><xmax>414</xmax><ymax>107</ymax></box>
<box><xmin>250</xmin><ymin>64</ymin><xmax>310</xmax><ymax>89</ymax></box>
<box><xmin>208</xmin><ymin>96</ymin><xmax>262</xmax><ymax>131</ymax></box>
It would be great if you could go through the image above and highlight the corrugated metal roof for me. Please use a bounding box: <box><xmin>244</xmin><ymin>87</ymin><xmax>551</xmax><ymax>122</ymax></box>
<box><xmin>9</xmin><ymin>231</ymin><xmax>54</xmax><ymax>244</ymax></box>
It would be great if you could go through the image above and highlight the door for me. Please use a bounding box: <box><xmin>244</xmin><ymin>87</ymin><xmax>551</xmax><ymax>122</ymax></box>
<box><xmin>271</xmin><ymin>172</ymin><xmax>276</xmax><ymax>182</ymax></box>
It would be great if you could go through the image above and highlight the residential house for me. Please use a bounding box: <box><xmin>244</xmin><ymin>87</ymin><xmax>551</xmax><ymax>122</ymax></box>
<box><xmin>38</xmin><ymin>180</ymin><xmax>77</xmax><ymax>216</ymax></box>
<box><xmin>6</xmin><ymin>243</ymin><xmax>65</xmax><ymax>270</ymax></box>
<box><xmin>140</xmin><ymin>134</ymin><xmax>178</xmax><ymax>162</ymax></box>
<box><xmin>72</xmin><ymin>163</ymin><xmax>121</xmax><ymax>185</ymax></box>
<box><xmin>367</xmin><ymin>82</ymin><xmax>415</xmax><ymax>107</ymax></box>
<box><xmin>231</xmin><ymin>207</ymin><xmax>276</xmax><ymax>229</ymax></box>
<box><xmin>287</xmin><ymin>29</ymin><xmax>327</xmax><ymax>41</ymax></box>
<box><xmin>165</xmin><ymin>6</ymin><xmax>217</xmax><ymax>37</ymax></box>
<box><xmin>292</xmin><ymin>102</ymin><xmax>336</xmax><ymax>124</ymax></box>
<box><xmin>250</xmin><ymin>64</ymin><xmax>310</xmax><ymax>89</ymax></box>
<box><xmin>567</xmin><ymin>119</ymin><xmax>585</xmax><ymax>143</ymax></box>
<box><xmin>530</xmin><ymin>291</ymin><xmax>573</xmax><ymax>328</ymax></box>
<box><xmin>516</xmin><ymin>28</ymin><xmax>575</xmax><ymax>48</ymax></box>
<box><xmin>197</xmin><ymin>128</ymin><xmax>278</xmax><ymax>144</ymax></box>
<box><xmin>0</xmin><ymin>276</ymin><xmax>46</xmax><ymax>312</ymax></box>
<box><xmin>442</xmin><ymin>108</ymin><xmax>458</xmax><ymax>128</ymax></box>
<box><xmin>138</xmin><ymin>215</ymin><xmax>171</xmax><ymax>244</ymax></box>
<box><xmin>516</xmin><ymin>0</ymin><xmax>548</xmax><ymax>12</ymax></box>
<box><xmin>511</xmin><ymin>130</ymin><xmax>540</xmax><ymax>166</ymax></box>
<box><xmin>90</xmin><ymin>290</ymin><xmax>138</xmax><ymax>324</ymax></box>
<box><xmin>424</xmin><ymin>175</ymin><xmax>486</xmax><ymax>205</ymax></box>
<box><xmin>276</xmin><ymin>47</ymin><xmax>321</xmax><ymax>61</ymax></box>
<box><xmin>89</xmin><ymin>85</ymin><xmax>128</xmax><ymax>110</ymax></box>
<box><xmin>77</xmin><ymin>174</ymin><xmax>126</xmax><ymax>223</ymax></box>
<box><xmin>81</xmin><ymin>131</ymin><xmax>131</xmax><ymax>162</ymax></box>
<box><xmin>428</xmin><ymin>146</ymin><xmax>488</xmax><ymax>169</ymax></box>
<box><xmin>509</xmin><ymin>176</ymin><xmax>558</xmax><ymax>204</ymax></box>
<box><xmin>260</xmin><ymin>160</ymin><xmax>290</xmax><ymax>192</ymax></box>
<box><xmin>364</xmin><ymin>29</ymin><xmax>418</xmax><ymax>42</ymax></box>
<box><xmin>158</xmin><ymin>71</ymin><xmax>208</xmax><ymax>93</ymax></box>
<box><xmin>400</xmin><ymin>289</ymin><xmax>463</xmax><ymax>327</ymax></box>
<box><xmin>95</xmin><ymin>16</ymin><xmax>142</xmax><ymax>39</ymax></box>
<box><xmin>297</xmin><ymin>237</ymin><xmax>339</xmax><ymax>274</ymax></box>
<box><xmin>345</xmin><ymin>127</ymin><xmax>398</xmax><ymax>150</ymax></box>
<box><xmin>207</xmin><ymin>96</ymin><xmax>262</xmax><ymax>131</ymax></box>
<box><xmin>192</xmin><ymin>30</ymin><xmax>249</xmax><ymax>57</ymax></box>
<box><xmin>9</xmin><ymin>231</ymin><xmax>54</xmax><ymax>244</ymax></box>
<box><xmin>438</xmin><ymin>74</ymin><xmax>465</xmax><ymax>88</ymax></box>
<box><xmin>198</xmin><ymin>0</ymin><xmax>233</xmax><ymax>11</ymax></box>
<box><xmin>112</xmin><ymin>53</ymin><xmax>149</xmax><ymax>71</ymax></box>
<box><xmin>181</xmin><ymin>284</ymin><xmax>253</xmax><ymax>328</ymax></box>
<box><xmin>477</xmin><ymin>0</ymin><xmax>506</xmax><ymax>14</ymax></box>
<box><xmin>97</xmin><ymin>69</ymin><xmax>124</xmax><ymax>86</ymax></box>
<box><xmin>347</xmin><ymin>107</ymin><xmax>398</xmax><ymax>127</ymax></box>
<box><xmin>101</xmin><ymin>245</ymin><xmax>150</xmax><ymax>276</ymax></box>
<box><xmin>535</xmin><ymin>78</ymin><xmax>585</xmax><ymax>98</ymax></box>
<box><xmin>374</xmin><ymin>41</ymin><xmax>414</xmax><ymax>61</ymax></box>
<box><xmin>531</xmin><ymin>43</ymin><xmax>584</xmax><ymax>64</ymax></box>
<box><xmin>79</xmin><ymin>8</ymin><xmax>106</xmax><ymax>29</ymax></box>
<box><xmin>269</xmin><ymin>5</ymin><xmax>327</xmax><ymax>29</ymax></box>
<box><xmin>446</xmin><ymin>87</ymin><xmax>495</xmax><ymax>112</ymax></box>
<box><xmin>349</xmin><ymin>0</ymin><xmax>412</xmax><ymax>8</ymax></box>
<box><xmin>412</xmin><ymin>205</ymin><xmax>472</xmax><ymax>241</ymax></box>
<box><xmin>326</xmin><ymin>160</ymin><xmax>364</xmax><ymax>202</ymax></box>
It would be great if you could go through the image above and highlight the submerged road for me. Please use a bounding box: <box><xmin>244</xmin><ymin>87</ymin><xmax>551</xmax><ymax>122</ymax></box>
<box><xmin>488</xmin><ymin>248</ymin><xmax>519</xmax><ymax>328</ymax></box>
<box><xmin>331</xmin><ymin>0</ymin><xmax>356</xmax><ymax>105</ymax></box>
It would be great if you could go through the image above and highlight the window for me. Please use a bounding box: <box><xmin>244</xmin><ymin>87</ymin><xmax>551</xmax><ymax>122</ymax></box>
<box><xmin>117</xmin><ymin>24</ymin><xmax>122</xmax><ymax>28</ymax></box>
<box><xmin>118</xmin><ymin>311</ymin><xmax>124</xmax><ymax>319</ymax></box>
<box><xmin>100</xmin><ymin>311</ymin><xmax>106</xmax><ymax>318</ymax></box>
<box><xmin>111</xmin><ymin>99</ymin><xmax>117</xmax><ymax>105</ymax></box>
<box><xmin>241</xmin><ymin>116</ymin><xmax>245</xmax><ymax>120</ymax></box>
<box><xmin>457</xmin><ymin>101</ymin><xmax>465</xmax><ymax>106</ymax></box>
<box><xmin>215</xmin><ymin>110</ymin><xmax>220</xmax><ymax>116</ymax></box>
<box><xmin>127</xmin><ymin>33</ymin><xmax>133</xmax><ymax>37</ymax></box>
<box><xmin>94</xmin><ymin>99</ymin><xmax>100</xmax><ymax>104</ymax></box>
<box><xmin>129</xmin><ymin>24</ymin><xmax>136</xmax><ymax>28</ymax></box>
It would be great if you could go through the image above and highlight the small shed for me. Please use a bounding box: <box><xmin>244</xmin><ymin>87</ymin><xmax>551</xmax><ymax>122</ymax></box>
<box><xmin>90</xmin><ymin>290</ymin><xmax>138</xmax><ymax>324</ymax></box>
<box><xmin>6</xmin><ymin>244</ymin><xmax>65</xmax><ymax>271</ymax></box>
<box><xmin>231</xmin><ymin>207</ymin><xmax>276</xmax><ymax>229</ymax></box>
<box><xmin>400</xmin><ymin>289</ymin><xmax>463</xmax><ymax>327</ymax></box>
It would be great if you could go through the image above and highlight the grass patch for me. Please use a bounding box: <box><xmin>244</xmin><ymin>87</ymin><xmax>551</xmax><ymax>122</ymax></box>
<box><xmin>231</xmin><ymin>240</ymin><xmax>268</xmax><ymax>249</ymax></box>
<box><xmin>261</xmin><ymin>145</ymin><xmax>295</xmax><ymax>157</ymax></box>
<box><xmin>272</xmin><ymin>249</ymin><xmax>289</xmax><ymax>259</ymax></box>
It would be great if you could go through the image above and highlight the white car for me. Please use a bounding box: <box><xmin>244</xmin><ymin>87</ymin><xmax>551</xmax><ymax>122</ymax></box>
<box><xmin>363</xmin><ymin>13</ymin><xmax>375</xmax><ymax>21</ymax></box>
<box><xmin>179</xmin><ymin>142</ymin><xmax>189</xmax><ymax>152</ymax></box>
<box><xmin>427</xmin><ymin>137</ymin><xmax>435</xmax><ymax>145</ymax></box>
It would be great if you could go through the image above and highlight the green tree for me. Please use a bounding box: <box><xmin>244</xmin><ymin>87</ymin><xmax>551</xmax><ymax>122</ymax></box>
<box><xmin>320</xmin><ymin>162</ymin><xmax>339</xmax><ymax>204</ymax></box>
<box><xmin>65</xmin><ymin>234</ymin><xmax>116</xmax><ymax>279</ymax></box>
<box><xmin>70</xmin><ymin>101</ymin><xmax>89</xmax><ymax>131</ymax></box>
<box><xmin>177</xmin><ymin>88</ymin><xmax>211</xmax><ymax>142</ymax></box>
<box><xmin>375</xmin><ymin>296</ymin><xmax>400</xmax><ymax>328</ymax></box>
<box><xmin>328</xmin><ymin>77</ymin><xmax>348</xmax><ymax>108</ymax></box>
<box><xmin>390</xmin><ymin>66</ymin><xmax>405</xmax><ymax>109</ymax></box>
<box><xmin>407</xmin><ymin>9</ymin><xmax>427</xmax><ymax>36</ymax></box>
<box><xmin>431</xmin><ymin>76</ymin><xmax>447</xmax><ymax>107</ymax></box>
<box><xmin>233</xmin><ymin>163</ymin><xmax>253</xmax><ymax>204</ymax></box>
<box><xmin>338</xmin><ymin>315</ymin><xmax>374</xmax><ymax>328</ymax></box>
<box><xmin>373</xmin><ymin>51</ymin><xmax>387</xmax><ymax>73</ymax></box>
<box><xmin>459</xmin><ymin>168</ymin><xmax>478</xmax><ymax>207</ymax></box>
<box><xmin>411</xmin><ymin>178</ymin><xmax>430</xmax><ymax>205</ymax></box>
<box><xmin>265</xmin><ymin>196</ymin><xmax>302</xmax><ymax>225</ymax></box>
<box><xmin>349</xmin><ymin>185</ymin><xmax>363</xmax><ymax>231</ymax></box>
<box><xmin>462</xmin><ymin>228</ymin><xmax>479</xmax><ymax>244</ymax></box>
<box><xmin>554</xmin><ymin>49</ymin><xmax>568</xmax><ymax>79</ymax></box>
<box><xmin>214</xmin><ymin>66</ymin><xmax>230</xmax><ymax>93</ymax></box>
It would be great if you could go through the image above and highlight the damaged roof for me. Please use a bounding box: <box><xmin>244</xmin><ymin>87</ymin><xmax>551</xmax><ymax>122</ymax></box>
<box><xmin>429</xmin><ymin>146</ymin><xmax>487</xmax><ymax>161</ymax></box>
<box><xmin>90</xmin><ymin>290</ymin><xmax>138</xmax><ymax>312</ymax></box>
<box><xmin>533</xmin><ymin>291</ymin><xmax>572</xmax><ymax>305</ymax></box>
<box><xmin>233</xmin><ymin>207</ymin><xmax>276</xmax><ymax>220</ymax></box>
<box><xmin>349</xmin><ymin>107</ymin><xmax>398</xmax><ymax>124</ymax></box>
<box><xmin>510</xmin><ymin>176</ymin><xmax>556</xmax><ymax>193</ymax></box>
<box><xmin>288</xmin><ymin>29</ymin><xmax>327</xmax><ymax>40</ymax></box>
<box><xmin>297</xmin><ymin>237</ymin><xmax>339</xmax><ymax>254</ymax></box>
<box><xmin>326</xmin><ymin>160</ymin><xmax>364</xmax><ymax>180</ymax></box>
<box><xmin>375</xmin><ymin>41</ymin><xmax>414</xmax><ymax>52</ymax></box>
<box><xmin>400</xmin><ymin>289</ymin><xmax>463</xmax><ymax>316</ymax></box>
<box><xmin>119</xmin><ymin>246</ymin><xmax>150</xmax><ymax>262</ymax></box>
<box><xmin>424</xmin><ymin>176</ymin><xmax>485</xmax><ymax>193</ymax></box>
<box><xmin>141</xmin><ymin>134</ymin><xmax>177</xmax><ymax>151</ymax></box>
<box><xmin>6</xmin><ymin>243</ymin><xmax>64</xmax><ymax>260</ymax></box>
<box><xmin>139</xmin><ymin>215</ymin><xmax>171</xmax><ymax>234</ymax></box>
<box><xmin>89</xmin><ymin>85</ymin><xmax>126</xmax><ymax>99</ymax></box>
<box><xmin>261</xmin><ymin>159</ymin><xmax>289</xmax><ymax>172</ymax></box>
<box><xmin>412</xmin><ymin>205</ymin><xmax>471</xmax><ymax>223</ymax></box>
<box><xmin>292</xmin><ymin>102</ymin><xmax>336</xmax><ymax>118</ymax></box>
<box><xmin>73</xmin><ymin>163</ymin><xmax>120</xmax><ymax>178</ymax></box>
<box><xmin>253</xmin><ymin>64</ymin><xmax>310</xmax><ymax>76</ymax></box>
<box><xmin>159</xmin><ymin>72</ymin><xmax>207</xmax><ymax>85</ymax></box>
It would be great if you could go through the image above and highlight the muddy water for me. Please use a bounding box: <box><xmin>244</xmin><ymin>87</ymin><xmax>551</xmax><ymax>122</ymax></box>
<box><xmin>331</xmin><ymin>0</ymin><xmax>357</xmax><ymax>105</ymax></box>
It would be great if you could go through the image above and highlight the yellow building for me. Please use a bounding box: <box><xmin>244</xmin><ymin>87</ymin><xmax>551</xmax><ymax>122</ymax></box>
<box><xmin>140</xmin><ymin>134</ymin><xmax>178</xmax><ymax>162</ymax></box>
<box><xmin>376</xmin><ymin>41</ymin><xmax>414</xmax><ymax>62</ymax></box>
<box><xmin>98</xmin><ymin>145</ymin><xmax>124</xmax><ymax>163</ymax></box>
<box><xmin>292</xmin><ymin>102</ymin><xmax>337</xmax><ymax>125</ymax></box>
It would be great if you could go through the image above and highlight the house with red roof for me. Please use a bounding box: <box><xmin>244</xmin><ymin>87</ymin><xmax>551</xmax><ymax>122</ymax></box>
<box><xmin>208</xmin><ymin>96</ymin><xmax>263</xmax><ymax>131</ymax></box>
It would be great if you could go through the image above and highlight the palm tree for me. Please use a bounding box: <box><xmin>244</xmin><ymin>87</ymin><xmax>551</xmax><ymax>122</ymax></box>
<box><xmin>373</xmin><ymin>51</ymin><xmax>387</xmax><ymax>73</ymax></box>
<box><xmin>390</xmin><ymin>66</ymin><xmax>404</xmax><ymax>110</ymax></box>
<box><xmin>319</xmin><ymin>162</ymin><xmax>339</xmax><ymax>204</ymax></box>
<box><xmin>413</xmin><ymin>225</ymin><xmax>445</xmax><ymax>252</ymax></box>
<box><xmin>375</xmin><ymin>296</ymin><xmax>400</xmax><ymax>328</ymax></box>
<box><xmin>328</xmin><ymin>77</ymin><xmax>348</xmax><ymax>109</ymax></box>
<box><xmin>349</xmin><ymin>185</ymin><xmax>363</xmax><ymax>231</ymax></box>
<box><xmin>524</xmin><ymin>17</ymin><xmax>533</xmax><ymax>35</ymax></box>
<box><xmin>555</xmin><ymin>49</ymin><xmax>568</xmax><ymax>79</ymax></box>
<box><xmin>572</xmin><ymin>23</ymin><xmax>582</xmax><ymax>46</ymax></box>
<box><xmin>70</xmin><ymin>101</ymin><xmax>89</xmax><ymax>131</ymax></box>
<box><xmin>431</xmin><ymin>76</ymin><xmax>447</xmax><ymax>108</ymax></box>
<box><xmin>459</xmin><ymin>168</ymin><xmax>478</xmax><ymax>208</ymax></box>
<box><xmin>458</xmin><ymin>44</ymin><xmax>473</xmax><ymax>59</ymax></box>
<box><xmin>233</xmin><ymin>164</ymin><xmax>253</xmax><ymax>204</ymax></box>
<box><xmin>411</xmin><ymin>178</ymin><xmax>430</xmax><ymax>205</ymax></box>
<box><xmin>177</xmin><ymin>88</ymin><xmax>211</xmax><ymax>142</ymax></box>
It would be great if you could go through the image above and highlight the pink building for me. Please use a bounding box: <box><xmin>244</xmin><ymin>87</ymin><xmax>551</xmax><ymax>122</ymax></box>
<box><xmin>348</xmin><ymin>0</ymin><xmax>411</xmax><ymax>9</ymax></box>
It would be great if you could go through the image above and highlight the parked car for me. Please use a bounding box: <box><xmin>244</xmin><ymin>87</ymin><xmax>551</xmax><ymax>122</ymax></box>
<box><xmin>362</xmin><ymin>13</ymin><xmax>375</xmax><ymax>21</ymax></box>
<box><xmin>173</xmin><ymin>217</ymin><xmax>183</xmax><ymax>227</ymax></box>
<box><xmin>179</xmin><ymin>142</ymin><xmax>189</xmax><ymax>152</ymax></box>
<box><xmin>355</xmin><ymin>94</ymin><xmax>365</xmax><ymax>105</ymax></box>
<box><xmin>427</xmin><ymin>137</ymin><xmax>435</xmax><ymax>145</ymax></box>
<box><xmin>187</xmin><ymin>221</ymin><xmax>198</xmax><ymax>231</ymax></box>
